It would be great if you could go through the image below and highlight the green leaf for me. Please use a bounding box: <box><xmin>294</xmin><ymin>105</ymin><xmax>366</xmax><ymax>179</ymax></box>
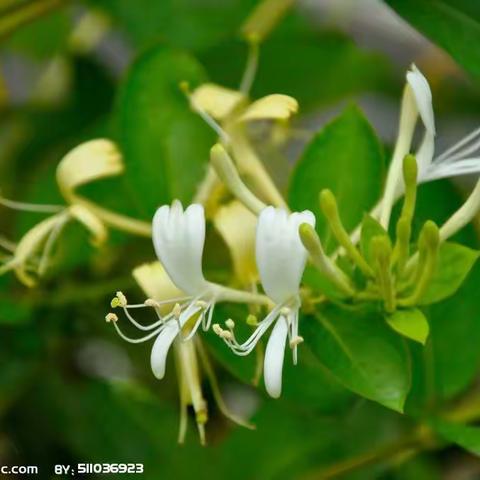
<box><xmin>419</xmin><ymin>242</ymin><xmax>479</xmax><ymax>305</ymax></box>
<box><xmin>304</xmin><ymin>305</ymin><xmax>411</xmax><ymax>412</ymax></box>
<box><xmin>289</xmin><ymin>105</ymin><xmax>384</xmax><ymax>252</ymax></box>
<box><xmin>386</xmin><ymin>0</ymin><xmax>480</xmax><ymax>79</ymax></box>
<box><xmin>360</xmin><ymin>213</ymin><xmax>387</xmax><ymax>265</ymax></box>
<box><xmin>89</xmin><ymin>0</ymin><xmax>257</xmax><ymax>51</ymax></box>
<box><xmin>386</xmin><ymin>309</ymin><xmax>429</xmax><ymax>345</ymax></box>
<box><xmin>116</xmin><ymin>46</ymin><xmax>215</xmax><ymax>217</ymax></box>
<box><xmin>430</xmin><ymin>419</ymin><xmax>480</xmax><ymax>456</ymax></box>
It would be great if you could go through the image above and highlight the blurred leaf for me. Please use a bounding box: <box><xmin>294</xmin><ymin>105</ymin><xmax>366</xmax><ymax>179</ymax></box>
<box><xmin>90</xmin><ymin>0</ymin><xmax>257</xmax><ymax>51</ymax></box>
<box><xmin>304</xmin><ymin>305</ymin><xmax>411</xmax><ymax>412</ymax></box>
<box><xmin>386</xmin><ymin>0</ymin><xmax>480</xmax><ymax>79</ymax></box>
<box><xmin>4</xmin><ymin>9</ymin><xmax>71</xmax><ymax>59</ymax></box>
<box><xmin>201</xmin><ymin>25</ymin><xmax>396</xmax><ymax>110</ymax></box>
<box><xmin>386</xmin><ymin>309</ymin><xmax>429</xmax><ymax>345</ymax></box>
<box><xmin>419</xmin><ymin>242</ymin><xmax>479</xmax><ymax>305</ymax></box>
<box><xmin>430</xmin><ymin>418</ymin><xmax>480</xmax><ymax>456</ymax></box>
<box><xmin>406</xmin><ymin>182</ymin><xmax>480</xmax><ymax>411</ymax></box>
<box><xmin>116</xmin><ymin>46</ymin><xmax>215</xmax><ymax>218</ymax></box>
<box><xmin>360</xmin><ymin>213</ymin><xmax>387</xmax><ymax>265</ymax></box>
<box><xmin>289</xmin><ymin>105</ymin><xmax>385</xmax><ymax>252</ymax></box>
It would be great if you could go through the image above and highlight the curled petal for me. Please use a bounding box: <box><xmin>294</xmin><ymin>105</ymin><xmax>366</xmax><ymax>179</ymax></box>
<box><xmin>150</xmin><ymin>320</ymin><xmax>180</xmax><ymax>379</ymax></box>
<box><xmin>56</xmin><ymin>139</ymin><xmax>123</xmax><ymax>203</ymax></box>
<box><xmin>69</xmin><ymin>204</ymin><xmax>108</xmax><ymax>246</ymax></box>
<box><xmin>264</xmin><ymin>316</ymin><xmax>288</xmax><ymax>398</ymax></box>
<box><xmin>406</xmin><ymin>65</ymin><xmax>435</xmax><ymax>135</ymax></box>
<box><xmin>239</xmin><ymin>94</ymin><xmax>298</xmax><ymax>123</ymax></box>
<box><xmin>190</xmin><ymin>83</ymin><xmax>246</xmax><ymax>120</ymax></box>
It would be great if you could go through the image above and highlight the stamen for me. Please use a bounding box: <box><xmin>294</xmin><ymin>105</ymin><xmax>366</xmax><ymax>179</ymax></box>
<box><xmin>290</xmin><ymin>336</ymin><xmax>304</xmax><ymax>348</ymax></box>
<box><xmin>246</xmin><ymin>314</ymin><xmax>258</xmax><ymax>326</ymax></box>
<box><xmin>121</xmin><ymin>306</ymin><xmax>167</xmax><ymax>331</ymax></box>
<box><xmin>180</xmin><ymin>82</ymin><xmax>230</xmax><ymax>144</ymax></box>
<box><xmin>0</xmin><ymin>194</ymin><xmax>64</xmax><ymax>213</ymax></box>
<box><xmin>105</xmin><ymin>312</ymin><xmax>118</xmax><ymax>323</ymax></box>
<box><xmin>111</xmin><ymin>321</ymin><xmax>164</xmax><ymax>344</ymax></box>
<box><xmin>37</xmin><ymin>213</ymin><xmax>70</xmax><ymax>276</ymax></box>
<box><xmin>0</xmin><ymin>235</ymin><xmax>16</xmax><ymax>252</ymax></box>
<box><xmin>435</xmin><ymin>126</ymin><xmax>480</xmax><ymax>164</ymax></box>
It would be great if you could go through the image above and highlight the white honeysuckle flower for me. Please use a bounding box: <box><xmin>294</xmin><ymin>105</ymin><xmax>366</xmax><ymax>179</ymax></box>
<box><xmin>376</xmin><ymin>64</ymin><xmax>480</xmax><ymax>232</ymax></box>
<box><xmin>217</xmin><ymin>207</ymin><xmax>315</xmax><ymax>398</ymax></box>
<box><xmin>381</xmin><ymin>65</ymin><xmax>436</xmax><ymax>227</ymax></box>
<box><xmin>109</xmin><ymin>200</ymin><xmax>270</xmax><ymax>380</ymax></box>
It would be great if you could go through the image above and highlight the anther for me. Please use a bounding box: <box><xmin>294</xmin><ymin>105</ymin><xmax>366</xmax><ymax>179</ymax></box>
<box><xmin>105</xmin><ymin>312</ymin><xmax>118</xmax><ymax>323</ymax></box>
<box><xmin>225</xmin><ymin>318</ymin><xmax>235</xmax><ymax>330</ymax></box>
<box><xmin>246</xmin><ymin>314</ymin><xmax>258</xmax><ymax>326</ymax></box>
<box><xmin>144</xmin><ymin>298</ymin><xmax>160</xmax><ymax>308</ymax></box>
<box><xmin>289</xmin><ymin>336</ymin><xmax>304</xmax><ymax>348</ymax></box>
<box><xmin>173</xmin><ymin>303</ymin><xmax>182</xmax><ymax>319</ymax></box>
<box><xmin>116</xmin><ymin>291</ymin><xmax>127</xmax><ymax>307</ymax></box>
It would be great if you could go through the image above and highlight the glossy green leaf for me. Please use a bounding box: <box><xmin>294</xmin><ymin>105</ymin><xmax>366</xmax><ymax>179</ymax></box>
<box><xmin>303</xmin><ymin>305</ymin><xmax>411</xmax><ymax>412</ymax></box>
<box><xmin>419</xmin><ymin>242</ymin><xmax>479</xmax><ymax>305</ymax></box>
<box><xmin>360</xmin><ymin>213</ymin><xmax>387</xmax><ymax>265</ymax></box>
<box><xmin>386</xmin><ymin>0</ymin><xmax>480</xmax><ymax>79</ymax></box>
<box><xmin>430</xmin><ymin>419</ymin><xmax>480</xmax><ymax>456</ymax></box>
<box><xmin>116</xmin><ymin>47</ymin><xmax>215</xmax><ymax>217</ymax></box>
<box><xmin>386</xmin><ymin>309</ymin><xmax>429</xmax><ymax>345</ymax></box>
<box><xmin>405</xmin><ymin>182</ymin><xmax>480</xmax><ymax>412</ymax></box>
<box><xmin>289</xmin><ymin>105</ymin><xmax>384</xmax><ymax>252</ymax></box>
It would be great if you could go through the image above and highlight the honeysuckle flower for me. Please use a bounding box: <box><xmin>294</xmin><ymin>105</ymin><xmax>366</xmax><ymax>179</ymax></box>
<box><xmin>188</xmin><ymin>83</ymin><xmax>297</xmax><ymax>210</ymax></box>
<box><xmin>348</xmin><ymin>66</ymin><xmax>480</xmax><ymax>246</ymax></box>
<box><xmin>0</xmin><ymin>139</ymin><xmax>152</xmax><ymax>286</ymax></box>
<box><xmin>381</xmin><ymin>64</ymin><xmax>436</xmax><ymax>228</ymax></box>
<box><xmin>109</xmin><ymin>200</ymin><xmax>270</xmax><ymax>382</ymax></box>
<box><xmin>215</xmin><ymin>207</ymin><xmax>315</xmax><ymax>398</ymax></box>
<box><xmin>108</xmin><ymin>262</ymin><xmax>253</xmax><ymax>445</ymax></box>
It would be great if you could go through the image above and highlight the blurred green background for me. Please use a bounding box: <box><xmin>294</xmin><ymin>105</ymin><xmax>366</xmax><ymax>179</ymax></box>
<box><xmin>1</xmin><ymin>1</ymin><xmax>480</xmax><ymax>479</ymax></box>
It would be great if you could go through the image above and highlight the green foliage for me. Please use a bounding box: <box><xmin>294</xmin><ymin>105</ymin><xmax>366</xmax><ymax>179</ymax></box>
<box><xmin>386</xmin><ymin>308</ymin><xmax>429</xmax><ymax>345</ymax></box>
<box><xmin>89</xmin><ymin>0</ymin><xmax>257</xmax><ymax>51</ymax></box>
<box><xmin>419</xmin><ymin>242</ymin><xmax>479</xmax><ymax>305</ymax></box>
<box><xmin>386</xmin><ymin>0</ymin><xmax>480</xmax><ymax>79</ymax></box>
<box><xmin>201</xmin><ymin>25</ymin><xmax>396</xmax><ymax>111</ymax></box>
<box><xmin>116</xmin><ymin>46</ymin><xmax>215</xmax><ymax>217</ymax></box>
<box><xmin>289</xmin><ymin>105</ymin><xmax>385</xmax><ymax>251</ymax></box>
<box><xmin>430</xmin><ymin>419</ymin><xmax>480</xmax><ymax>456</ymax></box>
<box><xmin>304</xmin><ymin>305</ymin><xmax>411</xmax><ymax>412</ymax></box>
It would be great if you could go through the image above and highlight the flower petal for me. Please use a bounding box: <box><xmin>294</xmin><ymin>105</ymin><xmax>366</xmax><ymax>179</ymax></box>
<box><xmin>406</xmin><ymin>65</ymin><xmax>435</xmax><ymax>135</ymax></box>
<box><xmin>239</xmin><ymin>94</ymin><xmax>298</xmax><ymax>123</ymax></box>
<box><xmin>150</xmin><ymin>320</ymin><xmax>180</xmax><ymax>379</ymax></box>
<box><xmin>264</xmin><ymin>316</ymin><xmax>288</xmax><ymax>398</ymax></box>
<box><xmin>213</xmin><ymin>200</ymin><xmax>258</xmax><ymax>284</ymax></box>
<box><xmin>256</xmin><ymin>207</ymin><xmax>315</xmax><ymax>303</ymax></box>
<box><xmin>416</xmin><ymin>131</ymin><xmax>435</xmax><ymax>181</ymax></box>
<box><xmin>152</xmin><ymin>201</ymin><xmax>208</xmax><ymax>295</ymax></box>
<box><xmin>190</xmin><ymin>83</ymin><xmax>246</xmax><ymax>120</ymax></box>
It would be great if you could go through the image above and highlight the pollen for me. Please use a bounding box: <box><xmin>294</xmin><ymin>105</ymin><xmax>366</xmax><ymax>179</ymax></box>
<box><xmin>105</xmin><ymin>312</ymin><xmax>118</xmax><ymax>323</ymax></box>
<box><xmin>144</xmin><ymin>298</ymin><xmax>160</xmax><ymax>307</ymax></box>
<box><xmin>289</xmin><ymin>336</ymin><xmax>304</xmax><ymax>348</ymax></box>
<box><xmin>116</xmin><ymin>291</ymin><xmax>127</xmax><ymax>307</ymax></box>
